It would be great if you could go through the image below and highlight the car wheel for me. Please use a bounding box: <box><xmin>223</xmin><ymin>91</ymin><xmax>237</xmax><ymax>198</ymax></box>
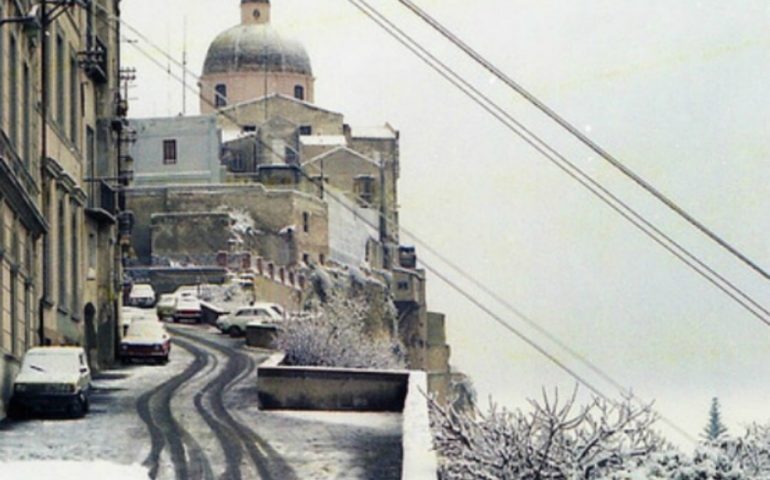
<box><xmin>7</xmin><ymin>398</ymin><xmax>24</xmax><ymax>420</ymax></box>
<box><xmin>83</xmin><ymin>395</ymin><xmax>90</xmax><ymax>414</ymax></box>
<box><xmin>70</xmin><ymin>394</ymin><xmax>86</xmax><ymax>419</ymax></box>
<box><xmin>228</xmin><ymin>326</ymin><xmax>242</xmax><ymax>337</ymax></box>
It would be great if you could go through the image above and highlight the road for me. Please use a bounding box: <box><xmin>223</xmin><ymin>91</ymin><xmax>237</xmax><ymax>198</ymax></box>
<box><xmin>0</xmin><ymin>322</ymin><xmax>403</xmax><ymax>479</ymax></box>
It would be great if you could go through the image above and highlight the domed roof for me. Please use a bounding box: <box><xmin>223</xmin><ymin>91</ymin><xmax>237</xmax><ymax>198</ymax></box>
<box><xmin>203</xmin><ymin>24</ymin><xmax>312</xmax><ymax>76</ymax></box>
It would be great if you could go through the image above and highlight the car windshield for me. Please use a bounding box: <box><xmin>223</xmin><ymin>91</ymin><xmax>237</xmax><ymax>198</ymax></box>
<box><xmin>158</xmin><ymin>295</ymin><xmax>175</xmax><ymax>306</ymax></box>
<box><xmin>21</xmin><ymin>352</ymin><xmax>79</xmax><ymax>374</ymax></box>
<box><xmin>126</xmin><ymin>322</ymin><xmax>166</xmax><ymax>339</ymax></box>
<box><xmin>176</xmin><ymin>298</ymin><xmax>200</xmax><ymax>309</ymax></box>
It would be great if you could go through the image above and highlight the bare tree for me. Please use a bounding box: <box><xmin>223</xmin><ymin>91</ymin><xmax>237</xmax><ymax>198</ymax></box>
<box><xmin>430</xmin><ymin>388</ymin><xmax>670</xmax><ymax>479</ymax></box>
<box><xmin>273</xmin><ymin>289</ymin><xmax>406</xmax><ymax>370</ymax></box>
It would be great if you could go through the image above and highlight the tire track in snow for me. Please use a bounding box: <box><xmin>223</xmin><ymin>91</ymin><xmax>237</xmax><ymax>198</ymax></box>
<box><xmin>170</xmin><ymin>326</ymin><xmax>298</xmax><ymax>480</ymax></box>
<box><xmin>136</xmin><ymin>340</ymin><xmax>214</xmax><ymax>480</ymax></box>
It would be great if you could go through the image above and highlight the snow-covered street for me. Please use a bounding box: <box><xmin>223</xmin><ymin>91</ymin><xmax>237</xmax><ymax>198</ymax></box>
<box><xmin>0</xmin><ymin>322</ymin><xmax>403</xmax><ymax>479</ymax></box>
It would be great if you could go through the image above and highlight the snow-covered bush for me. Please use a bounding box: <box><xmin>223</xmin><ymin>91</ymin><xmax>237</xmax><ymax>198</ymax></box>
<box><xmin>430</xmin><ymin>389</ymin><xmax>670</xmax><ymax>479</ymax></box>
<box><xmin>273</xmin><ymin>289</ymin><xmax>405</xmax><ymax>370</ymax></box>
<box><xmin>431</xmin><ymin>390</ymin><xmax>770</xmax><ymax>480</ymax></box>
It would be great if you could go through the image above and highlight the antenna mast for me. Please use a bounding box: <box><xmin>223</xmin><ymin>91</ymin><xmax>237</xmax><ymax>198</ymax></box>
<box><xmin>182</xmin><ymin>16</ymin><xmax>188</xmax><ymax>115</ymax></box>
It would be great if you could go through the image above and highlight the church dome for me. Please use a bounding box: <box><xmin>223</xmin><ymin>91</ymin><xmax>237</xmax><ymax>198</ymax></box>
<box><xmin>202</xmin><ymin>24</ymin><xmax>313</xmax><ymax>76</ymax></box>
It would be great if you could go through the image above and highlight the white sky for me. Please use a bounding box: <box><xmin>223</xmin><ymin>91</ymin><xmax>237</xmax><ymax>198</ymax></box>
<box><xmin>123</xmin><ymin>0</ymin><xmax>770</xmax><ymax>446</ymax></box>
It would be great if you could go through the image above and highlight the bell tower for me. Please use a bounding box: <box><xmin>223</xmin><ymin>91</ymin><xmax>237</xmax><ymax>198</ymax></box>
<box><xmin>241</xmin><ymin>0</ymin><xmax>271</xmax><ymax>26</ymax></box>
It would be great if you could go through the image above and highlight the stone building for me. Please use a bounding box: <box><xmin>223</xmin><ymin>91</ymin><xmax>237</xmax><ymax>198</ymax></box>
<box><xmin>0</xmin><ymin>0</ymin><xmax>125</xmax><ymax>414</ymax></box>
<box><xmin>129</xmin><ymin>115</ymin><xmax>222</xmax><ymax>186</ymax></box>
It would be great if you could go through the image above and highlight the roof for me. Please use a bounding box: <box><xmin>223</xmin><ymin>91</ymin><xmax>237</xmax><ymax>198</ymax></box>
<box><xmin>300</xmin><ymin>135</ymin><xmax>347</xmax><ymax>147</ymax></box>
<box><xmin>302</xmin><ymin>146</ymin><xmax>380</xmax><ymax>168</ymax></box>
<box><xmin>203</xmin><ymin>24</ymin><xmax>312</xmax><ymax>76</ymax></box>
<box><xmin>351</xmin><ymin>124</ymin><xmax>398</xmax><ymax>140</ymax></box>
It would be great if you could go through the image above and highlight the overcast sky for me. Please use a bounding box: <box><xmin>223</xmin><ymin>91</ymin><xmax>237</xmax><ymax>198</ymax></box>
<box><xmin>123</xmin><ymin>0</ymin><xmax>770</xmax><ymax>445</ymax></box>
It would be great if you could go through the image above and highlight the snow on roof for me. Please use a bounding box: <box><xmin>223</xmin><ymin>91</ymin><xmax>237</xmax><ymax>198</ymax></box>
<box><xmin>351</xmin><ymin>124</ymin><xmax>398</xmax><ymax>139</ymax></box>
<box><xmin>299</xmin><ymin>135</ymin><xmax>347</xmax><ymax>146</ymax></box>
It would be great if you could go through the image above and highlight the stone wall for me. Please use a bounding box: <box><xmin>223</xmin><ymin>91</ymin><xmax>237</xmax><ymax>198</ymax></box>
<box><xmin>125</xmin><ymin>183</ymin><xmax>329</xmax><ymax>267</ymax></box>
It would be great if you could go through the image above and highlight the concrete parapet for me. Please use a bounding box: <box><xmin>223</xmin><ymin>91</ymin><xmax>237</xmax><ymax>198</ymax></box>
<box><xmin>255</xmin><ymin>362</ymin><xmax>438</xmax><ymax>479</ymax></box>
<box><xmin>257</xmin><ymin>366</ymin><xmax>409</xmax><ymax>411</ymax></box>
<box><xmin>402</xmin><ymin>371</ymin><xmax>439</xmax><ymax>480</ymax></box>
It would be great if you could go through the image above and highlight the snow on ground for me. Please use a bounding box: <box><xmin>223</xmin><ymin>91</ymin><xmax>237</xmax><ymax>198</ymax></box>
<box><xmin>0</xmin><ymin>461</ymin><xmax>147</xmax><ymax>480</ymax></box>
<box><xmin>232</xmin><ymin>407</ymin><xmax>403</xmax><ymax>480</ymax></box>
<box><xmin>0</xmin><ymin>324</ymin><xmax>192</xmax><ymax>470</ymax></box>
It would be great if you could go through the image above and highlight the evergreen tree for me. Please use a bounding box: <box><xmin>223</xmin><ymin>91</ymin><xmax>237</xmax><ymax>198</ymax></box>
<box><xmin>702</xmin><ymin>397</ymin><xmax>728</xmax><ymax>441</ymax></box>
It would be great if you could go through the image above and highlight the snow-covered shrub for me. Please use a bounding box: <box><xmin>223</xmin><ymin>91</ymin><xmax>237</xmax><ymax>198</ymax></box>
<box><xmin>273</xmin><ymin>289</ymin><xmax>405</xmax><ymax>370</ymax></box>
<box><xmin>430</xmin><ymin>389</ymin><xmax>671</xmax><ymax>479</ymax></box>
<box><xmin>431</xmin><ymin>389</ymin><xmax>770</xmax><ymax>480</ymax></box>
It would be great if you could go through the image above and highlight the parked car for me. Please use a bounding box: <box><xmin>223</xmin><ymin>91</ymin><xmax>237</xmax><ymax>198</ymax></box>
<box><xmin>119</xmin><ymin>321</ymin><xmax>171</xmax><ymax>364</ymax></box>
<box><xmin>216</xmin><ymin>303</ymin><xmax>284</xmax><ymax>336</ymax></box>
<box><xmin>173</xmin><ymin>297</ymin><xmax>202</xmax><ymax>323</ymax></box>
<box><xmin>126</xmin><ymin>283</ymin><xmax>156</xmax><ymax>308</ymax></box>
<box><xmin>8</xmin><ymin>347</ymin><xmax>91</xmax><ymax>418</ymax></box>
<box><xmin>120</xmin><ymin>306</ymin><xmax>149</xmax><ymax>336</ymax></box>
<box><xmin>155</xmin><ymin>294</ymin><xmax>177</xmax><ymax>319</ymax></box>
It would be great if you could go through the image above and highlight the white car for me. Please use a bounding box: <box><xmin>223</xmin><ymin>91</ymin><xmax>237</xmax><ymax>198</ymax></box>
<box><xmin>120</xmin><ymin>306</ymin><xmax>146</xmax><ymax>336</ymax></box>
<box><xmin>216</xmin><ymin>303</ymin><xmax>284</xmax><ymax>336</ymax></box>
<box><xmin>127</xmin><ymin>283</ymin><xmax>156</xmax><ymax>308</ymax></box>
<box><xmin>155</xmin><ymin>294</ymin><xmax>177</xmax><ymax>319</ymax></box>
<box><xmin>173</xmin><ymin>297</ymin><xmax>202</xmax><ymax>323</ymax></box>
<box><xmin>120</xmin><ymin>321</ymin><xmax>171</xmax><ymax>364</ymax></box>
<box><xmin>9</xmin><ymin>347</ymin><xmax>92</xmax><ymax>418</ymax></box>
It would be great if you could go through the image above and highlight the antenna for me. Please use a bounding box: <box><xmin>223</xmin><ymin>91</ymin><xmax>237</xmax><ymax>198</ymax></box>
<box><xmin>182</xmin><ymin>16</ymin><xmax>187</xmax><ymax>116</ymax></box>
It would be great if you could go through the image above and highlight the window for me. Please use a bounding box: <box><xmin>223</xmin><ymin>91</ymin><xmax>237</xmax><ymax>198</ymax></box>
<box><xmin>58</xmin><ymin>195</ymin><xmax>67</xmax><ymax>310</ymax></box>
<box><xmin>299</xmin><ymin>125</ymin><xmax>312</xmax><ymax>136</ymax></box>
<box><xmin>215</xmin><ymin>84</ymin><xmax>227</xmax><ymax>108</ymax></box>
<box><xmin>163</xmin><ymin>139</ymin><xmax>177</xmax><ymax>165</ymax></box>
<box><xmin>56</xmin><ymin>34</ymin><xmax>65</xmax><ymax>125</ymax></box>
<box><xmin>9</xmin><ymin>34</ymin><xmax>17</xmax><ymax>147</ymax></box>
<box><xmin>302</xmin><ymin>212</ymin><xmax>310</xmax><ymax>233</ymax></box>
<box><xmin>10</xmin><ymin>268</ymin><xmax>17</xmax><ymax>355</ymax></box>
<box><xmin>70</xmin><ymin>52</ymin><xmax>79</xmax><ymax>144</ymax></box>
<box><xmin>294</xmin><ymin>85</ymin><xmax>305</xmax><ymax>101</ymax></box>
<box><xmin>24</xmin><ymin>285</ymin><xmax>31</xmax><ymax>350</ymax></box>
<box><xmin>355</xmin><ymin>176</ymin><xmax>376</xmax><ymax>205</ymax></box>
<box><xmin>71</xmin><ymin>202</ymin><xmax>79</xmax><ymax>314</ymax></box>
<box><xmin>86</xmin><ymin>126</ymin><xmax>95</xmax><ymax>198</ymax></box>
<box><xmin>22</xmin><ymin>64</ymin><xmax>30</xmax><ymax>164</ymax></box>
<box><xmin>43</xmin><ymin>186</ymin><xmax>52</xmax><ymax>298</ymax></box>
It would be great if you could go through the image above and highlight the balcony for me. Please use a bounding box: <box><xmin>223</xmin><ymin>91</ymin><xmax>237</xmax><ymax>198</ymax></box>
<box><xmin>85</xmin><ymin>179</ymin><xmax>117</xmax><ymax>225</ymax></box>
<box><xmin>0</xmin><ymin>130</ymin><xmax>46</xmax><ymax>235</ymax></box>
<box><xmin>0</xmin><ymin>129</ymin><xmax>37</xmax><ymax>196</ymax></box>
<box><xmin>80</xmin><ymin>35</ymin><xmax>108</xmax><ymax>84</ymax></box>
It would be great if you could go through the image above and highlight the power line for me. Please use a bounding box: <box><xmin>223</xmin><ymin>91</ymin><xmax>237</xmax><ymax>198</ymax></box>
<box><xmin>112</xmin><ymin>12</ymin><xmax>700</xmax><ymax>443</ymax></box>
<box><xmin>395</xmin><ymin>0</ymin><xmax>770</xmax><ymax>283</ymax></box>
<box><xmin>347</xmin><ymin>0</ymin><xmax>770</xmax><ymax>326</ymax></box>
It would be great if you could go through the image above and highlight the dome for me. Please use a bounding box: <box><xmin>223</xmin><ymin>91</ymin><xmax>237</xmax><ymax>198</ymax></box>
<box><xmin>203</xmin><ymin>24</ymin><xmax>312</xmax><ymax>76</ymax></box>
